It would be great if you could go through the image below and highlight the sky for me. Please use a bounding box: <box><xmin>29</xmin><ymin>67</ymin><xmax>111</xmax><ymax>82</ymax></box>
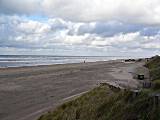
<box><xmin>0</xmin><ymin>0</ymin><xmax>160</xmax><ymax>57</ymax></box>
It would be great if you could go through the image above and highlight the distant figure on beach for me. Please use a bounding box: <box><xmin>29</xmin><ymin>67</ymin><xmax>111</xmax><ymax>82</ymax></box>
<box><xmin>84</xmin><ymin>60</ymin><xmax>86</xmax><ymax>63</ymax></box>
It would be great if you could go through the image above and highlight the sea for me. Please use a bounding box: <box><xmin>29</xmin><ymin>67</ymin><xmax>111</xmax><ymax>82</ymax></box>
<box><xmin>0</xmin><ymin>55</ymin><xmax>132</xmax><ymax>68</ymax></box>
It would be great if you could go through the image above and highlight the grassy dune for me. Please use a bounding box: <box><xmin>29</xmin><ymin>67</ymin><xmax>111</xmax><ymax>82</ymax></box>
<box><xmin>38</xmin><ymin>85</ymin><xmax>160</xmax><ymax>120</ymax></box>
<box><xmin>145</xmin><ymin>55</ymin><xmax>160</xmax><ymax>90</ymax></box>
<box><xmin>145</xmin><ymin>55</ymin><xmax>160</xmax><ymax>80</ymax></box>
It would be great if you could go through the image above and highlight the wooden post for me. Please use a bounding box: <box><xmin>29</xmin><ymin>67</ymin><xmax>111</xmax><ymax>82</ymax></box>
<box><xmin>132</xmin><ymin>90</ymin><xmax>140</xmax><ymax>98</ymax></box>
<box><xmin>154</xmin><ymin>95</ymin><xmax>159</xmax><ymax>106</ymax></box>
<box><xmin>152</xmin><ymin>94</ymin><xmax>160</xmax><ymax>108</ymax></box>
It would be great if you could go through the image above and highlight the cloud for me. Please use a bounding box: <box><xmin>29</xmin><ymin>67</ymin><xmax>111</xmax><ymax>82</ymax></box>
<box><xmin>140</xmin><ymin>27</ymin><xmax>160</xmax><ymax>36</ymax></box>
<box><xmin>0</xmin><ymin>15</ymin><xmax>160</xmax><ymax>56</ymax></box>
<box><xmin>143</xmin><ymin>43</ymin><xmax>160</xmax><ymax>49</ymax></box>
<box><xmin>17</xmin><ymin>20</ymin><xmax>51</xmax><ymax>34</ymax></box>
<box><xmin>0</xmin><ymin>0</ymin><xmax>40</xmax><ymax>15</ymax></box>
<box><xmin>0</xmin><ymin>0</ymin><xmax>160</xmax><ymax>25</ymax></box>
<box><xmin>90</xmin><ymin>32</ymin><xmax>140</xmax><ymax>47</ymax></box>
<box><xmin>1</xmin><ymin>1</ymin><xmax>160</xmax><ymax>56</ymax></box>
<box><xmin>77</xmin><ymin>21</ymin><xmax>145</xmax><ymax>37</ymax></box>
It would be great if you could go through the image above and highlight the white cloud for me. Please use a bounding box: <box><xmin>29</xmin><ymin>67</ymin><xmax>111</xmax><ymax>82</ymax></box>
<box><xmin>41</xmin><ymin>0</ymin><xmax>160</xmax><ymax>25</ymax></box>
<box><xmin>17</xmin><ymin>20</ymin><xmax>51</xmax><ymax>34</ymax></box>
<box><xmin>0</xmin><ymin>15</ymin><xmax>160</xmax><ymax>56</ymax></box>
<box><xmin>90</xmin><ymin>32</ymin><xmax>140</xmax><ymax>47</ymax></box>
<box><xmin>141</xmin><ymin>35</ymin><xmax>160</xmax><ymax>49</ymax></box>
<box><xmin>143</xmin><ymin>43</ymin><xmax>160</xmax><ymax>49</ymax></box>
<box><xmin>64</xmin><ymin>35</ymin><xmax>83</xmax><ymax>45</ymax></box>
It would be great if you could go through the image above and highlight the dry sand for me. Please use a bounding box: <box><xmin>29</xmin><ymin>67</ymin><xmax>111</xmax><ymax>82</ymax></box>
<box><xmin>0</xmin><ymin>60</ymin><xmax>144</xmax><ymax>120</ymax></box>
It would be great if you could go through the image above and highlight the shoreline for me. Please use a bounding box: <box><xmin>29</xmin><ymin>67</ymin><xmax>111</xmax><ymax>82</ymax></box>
<box><xmin>0</xmin><ymin>55</ymin><xmax>133</xmax><ymax>69</ymax></box>
<box><xmin>0</xmin><ymin>59</ymin><xmax>121</xmax><ymax>69</ymax></box>
<box><xmin>0</xmin><ymin>60</ymin><xmax>122</xmax><ymax>72</ymax></box>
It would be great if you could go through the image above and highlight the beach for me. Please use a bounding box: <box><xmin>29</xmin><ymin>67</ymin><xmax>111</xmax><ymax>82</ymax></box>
<box><xmin>0</xmin><ymin>60</ymin><xmax>144</xmax><ymax>120</ymax></box>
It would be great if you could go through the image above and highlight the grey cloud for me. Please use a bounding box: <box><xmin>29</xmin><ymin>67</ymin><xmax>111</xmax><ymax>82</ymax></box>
<box><xmin>71</xmin><ymin>21</ymin><xmax>160</xmax><ymax>39</ymax></box>
<box><xmin>77</xmin><ymin>22</ymin><xmax>146</xmax><ymax>37</ymax></box>
<box><xmin>0</xmin><ymin>0</ymin><xmax>160</xmax><ymax>26</ymax></box>
<box><xmin>48</xmin><ymin>19</ymin><xmax>69</xmax><ymax>31</ymax></box>
<box><xmin>0</xmin><ymin>0</ymin><xmax>40</xmax><ymax>15</ymax></box>
<box><xmin>140</xmin><ymin>27</ymin><xmax>160</xmax><ymax>36</ymax></box>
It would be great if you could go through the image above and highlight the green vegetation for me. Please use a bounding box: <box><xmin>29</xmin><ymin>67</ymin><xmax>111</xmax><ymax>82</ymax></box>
<box><xmin>145</xmin><ymin>55</ymin><xmax>160</xmax><ymax>80</ymax></box>
<box><xmin>38</xmin><ymin>85</ymin><xmax>160</xmax><ymax>120</ymax></box>
<box><xmin>153</xmin><ymin>79</ymin><xmax>160</xmax><ymax>90</ymax></box>
<box><xmin>145</xmin><ymin>55</ymin><xmax>160</xmax><ymax>90</ymax></box>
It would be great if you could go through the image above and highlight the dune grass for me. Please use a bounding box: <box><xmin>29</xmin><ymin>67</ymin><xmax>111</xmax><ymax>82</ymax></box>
<box><xmin>38</xmin><ymin>85</ymin><xmax>160</xmax><ymax>120</ymax></box>
<box><xmin>145</xmin><ymin>55</ymin><xmax>160</xmax><ymax>91</ymax></box>
<box><xmin>145</xmin><ymin>55</ymin><xmax>160</xmax><ymax>80</ymax></box>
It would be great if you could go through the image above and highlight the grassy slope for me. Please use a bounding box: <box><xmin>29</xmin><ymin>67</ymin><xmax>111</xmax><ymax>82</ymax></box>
<box><xmin>38</xmin><ymin>86</ymin><xmax>160</xmax><ymax>120</ymax></box>
<box><xmin>145</xmin><ymin>55</ymin><xmax>160</xmax><ymax>80</ymax></box>
<box><xmin>145</xmin><ymin>55</ymin><xmax>160</xmax><ymax>90</ymax></box>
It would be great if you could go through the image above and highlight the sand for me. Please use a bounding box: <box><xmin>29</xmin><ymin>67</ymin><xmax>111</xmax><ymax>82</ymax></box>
<box><xmin>0</xmin><ymin>60</ymin><xmax>144</xmax><ymax>120</ymax></box>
